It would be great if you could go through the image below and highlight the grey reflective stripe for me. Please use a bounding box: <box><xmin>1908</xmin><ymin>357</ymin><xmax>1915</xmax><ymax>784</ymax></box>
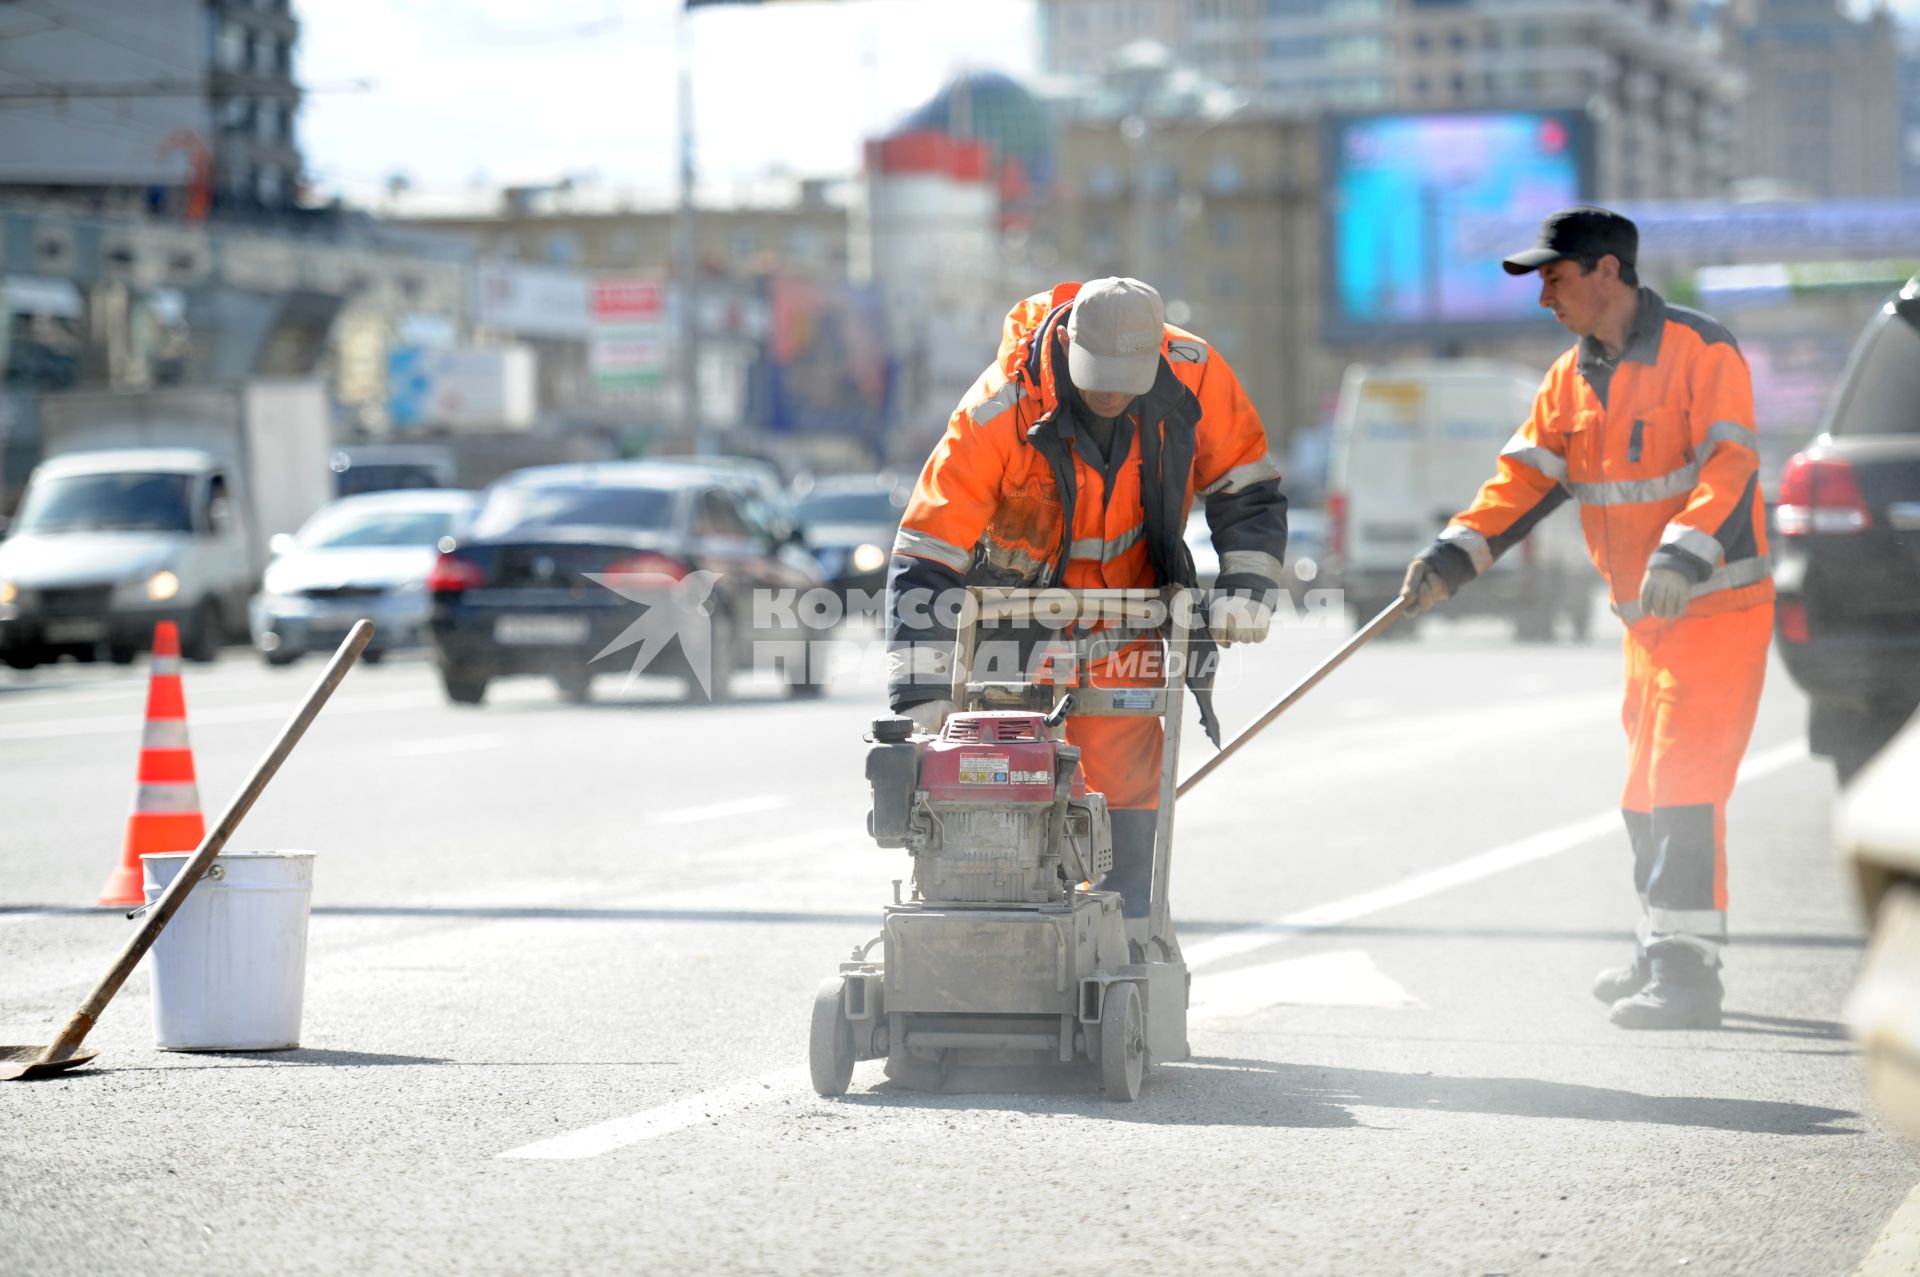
<box><xmin>1498</xmin><ymin>432</ymin><xmax>1568</xmax><ymax>483</ymax></box>
<box><xmin>969</xmin><ymin>379</ymin><xmax>1026</xmax><ymax>426</ymax></box>
<box><xmin>1196</xmin><ymin>456</ymin><xmax>1283</xmax><ymax>496</ymax></box>
<box><xmin>142</xmin><ymin>719</ymin><xmax>192</xmax><ymax>751</ymax></box>
<box><xmin>1219</xmin><ymin>550</ymin><xmax>1285</xmax><ymax>582</ymax></box>
<box><xmin>1704</xmin><ymin>420</ymin><xmax>1758</xmax><ymax>454</ymax></box>
<box><xmin>1569</xmin><ymin>460</ymin><xmax>1700</xmax><ymax>507</ymax></box>
<box><xmin>1166</xmin><ymin>338</ymin><xmax>1208</xmax><ymax>365</ymax></box>
<box><xmin>134</xmin><ymin>782</ymin><xmax>201</xmax><ymax>814</ymax></box>
<box><xmin>151</xmin><ymin>656</ymin><xmax>181</xmax><ymax>676</ymax></box>
<box><xmin>892</xmin><ymin>527</ymin><xmax>972</xmax><ymax>574</ymax></box>
<box><xmin>1438</xmin><ymin>525</ymin><xmax>1493</xmax><ymax>575</ymax></box>
<box><xmin>885</xmin><ymin>645</ymin><xmax>950</xmax><ymax>683</ymax></box>
<box><xmin>1647</xmin><ymin>906</ymin><xmax>1727</xmax><ymax>941</ymax></box>
<box><xmin>1660</xmin><ymin>524</ymin><xmax>1723</xmax><ymax>566</ymax></box>
<box><xmin>1069</xmin><ymin>525</ymin><xmax>1146</xmax><ymax>563</ymax></box>
<box><xmin>1615</xmin><ymin>554</ymin><xmax>1772</xmax><ymax>621</ymax></box>
<box><xmin>982</xmin><ymin>539</ymin><xmax>1053</xmax><ymax>578</ymax></box>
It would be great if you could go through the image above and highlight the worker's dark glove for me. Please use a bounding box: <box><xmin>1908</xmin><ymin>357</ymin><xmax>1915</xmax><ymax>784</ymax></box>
<box><xmin>1400</xmin><ymin>559</ymin><xmax>1450</xmax><ymax>617</ymax></box>
<box><xmin>1638</xmin><ymin>566</ymin><xmax>1691</xmax><ymax>620</ymax></box>
<box><xmin>1209</xmin><ymin>594</ymin><xmax>1272</xmax><ymax>647</ymax></box>
<box><xmin>904</xmin><ymin>698</ymin><xmax>955</xmax><ymax>737</ymax></box>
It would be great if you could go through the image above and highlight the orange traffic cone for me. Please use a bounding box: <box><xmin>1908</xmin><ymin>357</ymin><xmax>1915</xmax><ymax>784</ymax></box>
<box><xmin>98</xmin><ymin>621</ymin><xmax>206</xmax><ymax>907</ymax></box>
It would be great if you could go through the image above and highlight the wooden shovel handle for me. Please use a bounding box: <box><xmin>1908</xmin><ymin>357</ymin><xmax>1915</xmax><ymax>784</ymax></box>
<box><xmin>36</xmin><ymin>621</ymin><xmax>374</xmax><ymax>1066</ymax></box>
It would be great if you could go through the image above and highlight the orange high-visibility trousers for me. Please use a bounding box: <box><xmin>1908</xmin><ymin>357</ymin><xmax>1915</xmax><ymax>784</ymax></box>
<box><xmin>1619</xmin><ymin>602</ymin><xmax>1772</xmax><ymax>958</ymax></box>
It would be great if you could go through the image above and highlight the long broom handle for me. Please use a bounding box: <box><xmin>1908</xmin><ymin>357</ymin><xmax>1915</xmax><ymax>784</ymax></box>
<box><xmin>1176</xmin><ymin>598</ymin><xmax>1406</xmax><ymax>800</ymax></box>
<box><xmin>36</xmin><ymin>621</ymin><xmax>373</xmax><ymax>1066</ymax></box>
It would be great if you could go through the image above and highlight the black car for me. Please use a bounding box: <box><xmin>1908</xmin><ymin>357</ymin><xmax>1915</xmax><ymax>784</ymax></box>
<box><xmin>1773</xmin><ymin>276</ymin><xmax>1920</xmax><ymax>782</ymax></box>
<box><xmin>426</xmin><ymin>462</ymin><xmax>830</xmax><ymax>705</ymax></box>
<box><xmin>793</xmin><ymin>474</ymin><xmax>910</xmax><ymax>616</ymax></box>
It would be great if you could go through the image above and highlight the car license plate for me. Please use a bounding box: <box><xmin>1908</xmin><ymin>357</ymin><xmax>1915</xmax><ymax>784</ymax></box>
<box><xmin>45</xmin><ymin>619</ymin><xmax>107</xmax><ymax>643</ymax></box>
<box><xmin>494</xmin><ymin>614</ymin><xmax>589</xmax><ymax>646</ymax></box>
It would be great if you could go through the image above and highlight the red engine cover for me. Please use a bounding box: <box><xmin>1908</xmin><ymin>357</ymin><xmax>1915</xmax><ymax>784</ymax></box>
<box><xmin>918</xmin><ymin>712</ymin><xmax>1087</xmax><ymax>804</ymax></box>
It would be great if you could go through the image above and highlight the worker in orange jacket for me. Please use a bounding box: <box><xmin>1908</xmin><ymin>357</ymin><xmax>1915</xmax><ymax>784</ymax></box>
<box><xmin>886</xmin><ymin>277</ymin><xmax>1289</xmax><ymax>923</ymax></box>
<box><xmin>1402</xmin><ymin>208</ymin><xmax>1773</xmax><ymax>1031</ymax></box>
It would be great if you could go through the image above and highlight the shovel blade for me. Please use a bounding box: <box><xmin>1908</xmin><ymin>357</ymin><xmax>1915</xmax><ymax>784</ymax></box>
<box><xmin>0</xmin><ymin>1045</ymin><xmax>99</xmax><ymax>1081</ymax></box>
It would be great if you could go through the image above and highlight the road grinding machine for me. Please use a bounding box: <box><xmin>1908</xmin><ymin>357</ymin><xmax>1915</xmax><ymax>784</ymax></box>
<box><xmin>811</xmin><ymin>587</ymin><xmax>1200</xmax><ymax>1101</ymax></box>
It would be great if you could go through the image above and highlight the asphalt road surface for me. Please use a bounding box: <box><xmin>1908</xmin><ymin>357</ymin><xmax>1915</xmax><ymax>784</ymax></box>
<box><xmin>2</xmin><ymin>609</ymin><xmax>1914</xmax><ymax>1275</ymax></box>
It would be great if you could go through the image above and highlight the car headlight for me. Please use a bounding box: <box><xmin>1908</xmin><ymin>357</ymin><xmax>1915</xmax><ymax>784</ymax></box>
<box><xmin>850</xmin><ymin>543</ymin><xmax>887</xmax><ymax>574</ymax></box>
<box><xmin>147</xmin><ymin>570</ymin><xmax>180</xmax><ymax>602</ymax></box>
<box><xmin>0</xmin><ymin>580</ymin><xmax>15</xmax><ymax>606</ymax></box>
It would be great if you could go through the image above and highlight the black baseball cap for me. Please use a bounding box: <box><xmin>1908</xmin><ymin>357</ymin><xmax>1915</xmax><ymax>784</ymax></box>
<box><xmin>1501</xmin><ymin>207</ymin><xmax>1638</xmax><ymax>277</ymax></box>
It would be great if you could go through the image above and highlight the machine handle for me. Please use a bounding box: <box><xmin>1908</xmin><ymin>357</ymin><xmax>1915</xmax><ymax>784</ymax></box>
<box><xmin>1176</xmin><ymin>598</ymin><xmax>1406</xmax><ymax>799</ymax></box>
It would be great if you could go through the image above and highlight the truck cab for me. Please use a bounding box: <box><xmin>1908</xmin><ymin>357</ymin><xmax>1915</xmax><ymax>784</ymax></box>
<box><xmin>1327</xmin><ymin>360</ymin><xmax>1591</xmax><ymax>641</ymax></box>
<box><xmin>0</xmin><ymin>448</ymin><xmax>251</xmax><ymax>666</ymax></box>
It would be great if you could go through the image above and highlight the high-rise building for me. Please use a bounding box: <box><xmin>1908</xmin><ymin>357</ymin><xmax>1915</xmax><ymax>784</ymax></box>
<box><xmin>1036</xmin><ymin>0</ymin><xmax>1742</xmax><ymax>199</ymax></box>
<box><xmin>0</xmin><ymin>0</ymin><xmax>305</xmax><ymax>217</ymax></box>
<box><xmin>1721</xmin><ymin>0</ymin><xmax>1902</xmax><ymax>199</ymax></box>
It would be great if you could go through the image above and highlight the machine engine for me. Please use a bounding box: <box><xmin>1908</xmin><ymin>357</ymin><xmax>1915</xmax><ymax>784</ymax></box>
<box><xmin>867</xmin><ymin>710</ymin><xmax>1113</xmax><ymax>905</ymax></box>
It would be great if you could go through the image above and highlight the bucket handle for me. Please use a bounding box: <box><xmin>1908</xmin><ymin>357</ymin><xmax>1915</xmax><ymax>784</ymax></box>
<box><xmin>124</xmin><ymin>862</ymin><xmax>224</xmax><ymax>920</ymax></box>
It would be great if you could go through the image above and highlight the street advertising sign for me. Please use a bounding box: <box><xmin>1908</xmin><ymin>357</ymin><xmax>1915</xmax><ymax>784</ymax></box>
<box><xmin>590</xmin><ymin>274</ymin><xmax>668</xmax><ymax>388</ymax></box>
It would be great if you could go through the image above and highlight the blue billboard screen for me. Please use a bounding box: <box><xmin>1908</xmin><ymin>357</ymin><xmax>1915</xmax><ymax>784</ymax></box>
<box><xmin>1324</xmin><ymin>111</ymin><xmax>1589</xmax><ymax>340</ymax></box>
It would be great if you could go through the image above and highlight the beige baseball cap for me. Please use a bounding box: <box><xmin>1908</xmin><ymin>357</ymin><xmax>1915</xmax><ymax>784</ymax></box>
<box><xmin>1066</xmin><ymin>276</ymin><xmax>1164</xmax><ymax>396</ymax></box>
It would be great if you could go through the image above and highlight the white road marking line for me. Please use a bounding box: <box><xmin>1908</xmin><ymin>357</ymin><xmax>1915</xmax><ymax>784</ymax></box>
<box><xmin>499</xmin><ymin>1067</ymin><xmax>811</xmax><ymax>1159</ymax></box>
<box><xmin>1183</xmin><ymin>740</ymin><xmax>1808</xmax><ymax>970</ymax></box>
<box><xmin>1187</xmin><ymin>949</ymin><xmax>1424</xmax><ymax>1018</ymax></box>
<box><xmin>0</xmin><ymin>692</ymin><xmax>445</xmax><ymax>742</ymax></box>
<box><xmin>494</xmin><ymin>740</ymin><xmax>1811</xmax><ymax>1160</ymax></box>
<box><xmin>387</xmin><ymin>733</ymin><xmax>510</xmax><ymax>758</ymax></box>
<box><xmin>650</xmin><ymin>795</ymin><xmax>790</xmax><ymax>826</ymax></box>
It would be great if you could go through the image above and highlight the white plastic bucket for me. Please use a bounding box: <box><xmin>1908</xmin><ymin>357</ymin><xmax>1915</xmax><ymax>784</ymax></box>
<box><xmin>140</xmin><ymin>850</ymin><xmax>315</xmax><ymax>1052</ymax></box>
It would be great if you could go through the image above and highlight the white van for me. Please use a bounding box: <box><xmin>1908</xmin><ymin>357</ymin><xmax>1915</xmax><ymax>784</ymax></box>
<box><xmin>1326</xmin><ymin>360</ymin><xmax>1591</xmax><ymax>640</ymax></box>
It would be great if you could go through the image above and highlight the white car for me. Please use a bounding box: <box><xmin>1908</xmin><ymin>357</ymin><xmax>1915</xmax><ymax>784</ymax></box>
<box><xmin>250</xmin><ymin>489</ymin><xmax>477</xmax><ymax>665</ymax></box>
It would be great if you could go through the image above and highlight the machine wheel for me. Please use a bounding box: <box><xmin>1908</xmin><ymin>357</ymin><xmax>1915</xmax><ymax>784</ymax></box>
<box><xmin>809</xmin><ymin>976</ymin><xmax>855</xmax><ymax>1097</ymax></box>
<box><xmin>1099</xmin><ymin>981</ymin><xmax>1145</xmax><ymax>1102</ymax></box>
<box><xmin>440</xmin><ymin>664</ymin><xmax>489</xmax><ymax>706</ymax></box>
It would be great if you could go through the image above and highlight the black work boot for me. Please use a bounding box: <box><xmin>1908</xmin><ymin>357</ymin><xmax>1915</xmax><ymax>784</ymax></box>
<box><xmin>1591</xmin><ymin>944</ymin><xmax>1651</xmax><ymax>1004</ymax></box>
<box><xmin>1608</xmin><ymin>944</ymin><xmax>1723</xmax><ymax>1030</ymax></box>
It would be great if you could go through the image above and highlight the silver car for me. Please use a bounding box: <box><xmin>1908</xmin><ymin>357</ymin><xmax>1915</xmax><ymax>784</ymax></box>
<box><xmin>250</xmin><ymin>489</ymin><xmax>477</xmax><ymax>665</ymax></box>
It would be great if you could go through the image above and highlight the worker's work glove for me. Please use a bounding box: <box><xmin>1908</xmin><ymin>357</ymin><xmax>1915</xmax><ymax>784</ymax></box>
<box><xmin>904</xmin><ymin>698</ymin><xmax>955</xmax><ymax>737</ymax></box>
<box><xmin>1209</xmin><ymin>594</ymin><xmax>1273</xmax><ymax>647</ymax></box>
<box><xmin>1400</xmin><ymin>559</ymin><xmax>1450</xmax><ymax>617</ymax></box>
<box><xmin>1639</xmin><ymin>566</ymin><xmax>1692</xmax><ymax>620</ymax></box>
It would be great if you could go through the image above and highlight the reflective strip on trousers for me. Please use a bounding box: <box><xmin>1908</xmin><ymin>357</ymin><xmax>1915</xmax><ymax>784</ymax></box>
<box><xmin>1614</xmin><ymin>555</ymin><xmax>1771</xmax><ymax>622</ymax></box>
<box><xmin>1196</xmin><ymin>456</ymin><xmax>1282</xmax><ymax>496</ymax></box>
<box><xmin>1439</xmin><ymin>525</ymin><xmax>1493</xmax><ymax>575</ymax></box>
<box><xmin>133</xmin><ymin>782</ymin><xmax>202</xmax><ymax>814</ymax></box>
<box><xmin>892</xmin><ymin>527</ymin><xmax>972</xmax><ymax>574</ymax></box>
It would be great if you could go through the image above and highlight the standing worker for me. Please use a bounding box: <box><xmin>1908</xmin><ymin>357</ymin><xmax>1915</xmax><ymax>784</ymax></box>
<box><xmin>884</xmin><ymin>277</ymin><xmax>1289</xmax><ymax>924</ymax></box>
<box><xmin>1401</xmin><ymin>208</ymin><xmax>1773</xmax><ymax>1030</ymax></box>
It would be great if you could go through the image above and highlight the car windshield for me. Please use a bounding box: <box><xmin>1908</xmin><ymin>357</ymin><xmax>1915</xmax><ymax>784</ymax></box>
<box><xmin>797</xmin><ymin>489</ymin><xmax>907</xmax><ymax>524</ymax></box>
<box><xmin>336</xmin><ymin>464</ymin><xmax>448</xmax><ymax>496</ymax></box>
<box><xmin>471</xmin><ymin>484</ymin><xmax>677</xmax><ymax>538</ymax></box>
<box><xmin>1830</xmin><ymin>306</ymin><xmax>1920</xmax><ymax>437</ymax></box>
<box><xmin>299</xmin><ymin>506</ymin><xmax>462</xmax><ymax>550</ymax></box>
<box><xmin>14</xmin><ymin>472</ymin><xmax>194</xmax><ymax>534</ymax></box>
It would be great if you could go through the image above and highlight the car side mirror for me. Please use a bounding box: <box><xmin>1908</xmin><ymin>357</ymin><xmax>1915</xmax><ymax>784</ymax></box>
<box><xmin>269</xmin><ymin>532</ymin><xmax>296</xmax><ymax>557</ymax></box>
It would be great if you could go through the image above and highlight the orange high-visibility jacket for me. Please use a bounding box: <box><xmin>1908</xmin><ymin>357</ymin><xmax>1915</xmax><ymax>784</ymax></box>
<box><xmin>1419</xmin><ymin>288</ymin><xmax>1773</xmax><ymax>624</ymax></box>
<box><xmin>886</xmin><ymin>282</ymin><xmax>1287</xmax><ymax>713</ymax></box>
